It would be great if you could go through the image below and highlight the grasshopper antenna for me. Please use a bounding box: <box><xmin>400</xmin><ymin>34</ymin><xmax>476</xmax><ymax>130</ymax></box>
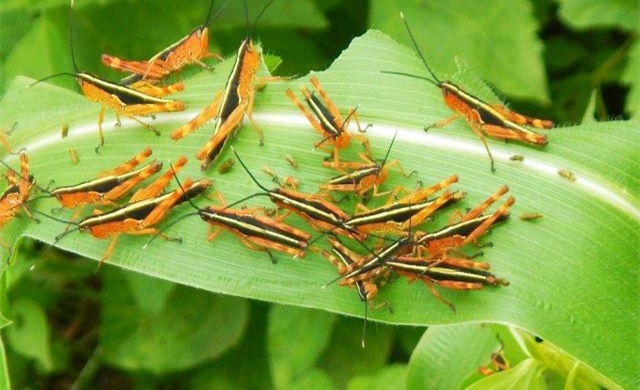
<box><xmin>143</xmin><ymin>165</ymin><xmax>202</xmax><ymax>248</ymax></box>
<box><xmin>0</xmin><ymin>158</ymin><xmax>56</xmax><ymax>198</ymax></box>
<box><xmin>380</xmin><ymin>71</ymin><xmax>439</xmax><ymax>88</ymax></box>
<box><xmin>234</xmin><ymin>146</ymin><xmax>396</xmax><ymax>262</ymax></box>
<box><xmin>143</xmin><ymin>161</ymin><xmax>266</xmax><ymax>248</ymax></box>
<box><xmin>143</xmin><ymin>162</ymin><xmax>205</xmax><ymax>248</ymax></box>
<box><xmin>204</xmin><ymin>0</ymin><xmax>230</xmax><ymax>28</ymax></box>
<box><xmin>379</xmin><ymin>131</ymin><xmax>398</xmax><ymax>170</ymax></box>
<box><xmin>27</xmin><ymin>73</ymin><xmax>77</xmax><ymax>87</ymax></box>
<box><xmin>29</xmin><ymin>0</ymin><xmax>80</xmax><ymax>87</ymax></box>
<box><xmin>30</xmin><ymin>208</ymin><xmax>78</xmax><ymax>227</ymax></box>
<box><xmin>246</xmin><ymin>0</ymin><xmax>276</xmax><ymax>38</ymax></box>
<box><xmin>372</xmin><ymin>130</ymin><xmax>398</xmax><ymax>187</ymax></box>
<box><xmin>53</xmin><ymin>225</ymin><xmax>81</xmax><ymax>247</ymax></box>
<box><xmin>399</xmin><ymin>12</ymin><xmax>441</xmax><ymax>85</ymax></box>
<box><xmin>69</xmin><ymin>0</ymin><xmax>80</xmax><ymax>73</ymax></box>
<box><xmin>173</xmin><ymin>163</ymin><xmax>206</xmax><ymax>213</ymax></box>
<box><xmin>361</xmin><ymin>301</ymin><xmax>368</xmax><ymax>349</ymax></box>
<box><xmin>321</xmin><ymin>272</ymin><xmax>345</xmax><ymax>289</ymax></box>
<box><xmin>231</xmin><ymin>146</ymin><xmax>272</xmax><ymax>193</ymax></box>
<box><xmin>143</xmin><ymin>211</ymin><xmax>199</xmax><ymax>249</ymax></box>
<box><xmin>28</xmin><ymin>208</ymin><xmax>82</xmax><ymax>248</ymax></box>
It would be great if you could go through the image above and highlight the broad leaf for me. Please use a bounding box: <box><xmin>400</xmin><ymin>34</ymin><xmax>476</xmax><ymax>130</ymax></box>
<box><xmin>622</xmin><ymin>41</ymin><xmax>640</xmax><ymax>116</ymax></box>
<box><xmin>0</xmin><ymin>336</ymin><xmax>10</xmax><ymax>390</ymax></box>
<box><xmin>99</xmin><ymin>268</ymin><xmax>248</xmax><ymax>373</ymax></box>
<box><xmin>407</xmin><ymin>325</ymin><xmax>501</xmax><ymax>389</ymax></box>
<box><xmin>186</xmin><ymin>302</ymin><xmax>272</xmax><ymax>390</ymax></box>
<box><xmin>346</xmin><ymin>364</ymin><xmax>407</xmax><ymax>390</ymax></box>
<box><xmin>267</xmin><ymin>305</ymin><xmax>335</xmax><ymax>389</ymax></box>
<box><xmin>318</xmin><ymin>317</ymin><xmax>395</xmax><ymax>388</ymax></box>
<box><xmin>0</xmin><ymin>30</ymin><xmax>637</xmax><ymax>389</ymax></box>
<box><xmin>3</xmin><ymin>298</ymin><xmax>55</xmax><ymax>372</ymax></box>
<box><xmin>408</xmin><ymin>324</ymin><xmax>619</xmax><ymax>390</ymax></box>
<box><xmin>286</xmin><ymin>368</ymin><xmax>335</xmax><ymax>390</ymax></box>
<box><xmin>558</xmin><ymin>0</ymin><xmax>640</xmax><ymax>31</ymax></box>
<box><xmin>467</xmin><ymin>358</ymin><xmax>547</xmax><ymax>390</ymax></box>
<box><xmin>0</xmin><ymin>0</ymin><xmax>327</xmax><ymax>91</ymax></box>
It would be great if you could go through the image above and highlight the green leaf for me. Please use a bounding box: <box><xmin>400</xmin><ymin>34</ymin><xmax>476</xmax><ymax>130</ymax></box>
<box><xmin>407</xmin><ymin>324</ymin><xmax>502</xmax><ymax>389</ymax></box>
<box><xmin>544</xmin><ymin>36</ymin><xmax>589</xmax><ymax>72</ymax></box>
<box><xmin>522</xmin><ymin>333</ymin><xmax>621</xmax><ymax>390</ymax></box>
<box><xmin>558</xmin><ymin>0</ymin><xmax>640</xmax><ymax>31</ymax></box>
<box><xmin>467</xmin><ymin>358</ymin><xmax>547</xmax><ymax>390</ymax></box>
<box><xmin>287</xmin><ymin>368</ymin><xmax>335</xmax><ymax>390</ymax></box>
<box><xmin>3</xmin><ymin>11</ymin><xmax>75</xmax><ymax>92</ymax></box>
<box><xmin>0</xmin><ymin>30</ymin><xmax>638</xmax><ymax>389</ymax></box>
<box><xmin>580</xmin><ymin>90</ymin><xmax>598</xmax><ymax>123</ymax></box>
<box><xmin>369</xmin><ymin>0</ymin><xmax>550</xmax><ymax>102</ymax></box>
<box><xmin>622</xmin><ymin>41</ymin><xmax>640</xmax><ymax>116</ymax></box>
<box><xmin>122</xmin><ymin>270</ymin><xmax>175</xmax><ymax>315</ymax></box>
<box><xmin>318</xmin><ymin>317</ymin><xmax>395</xmax><ymax>388</ymax></box>
<box><xmin>346</xmin><ymin>364</ymin><xmax>407</xmax><ymax>390</ymax></box>
<box><xmin>99</xmin><ymin>268</ymin><xmax>249</xmax><ymax>373</ymax></box>
<box><xmin>187</xmin><ymin>302</ymin><xmax>272</xmax><ymax>390</ymax></box>
<box><xmin>0</xmin><ymin>314</ymin><xmax>8</xmax><ymax>332</ymax></box>
<box><xmin>1</xmin><ymin>0</ymin><xmax>326</xmax><ymax>87</ymax></box>
<box><xmin>267</xmin><ymin>305</ymin><xmax>336</xmax><ymax>389</ymax></box>
<box><xmin>396</xmin><ymin>326</ymin><xmax>426</xmax><ymax>356</ymax></box>
<box><xmin>0</xmin><ymin>273</ymin><xmax>10</xmax><ymax>330</ymax></box>
<box><xmin>3</xmin><ymin>298</ymin><xmax>54</xmax><ymax>372</ymax></box>
<box><xmin>0</xmin><ymin>335</ymin><xmax>10</xmax><ymax>390</ymax></box>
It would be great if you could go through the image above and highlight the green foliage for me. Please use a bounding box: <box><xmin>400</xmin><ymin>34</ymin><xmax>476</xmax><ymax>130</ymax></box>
<box><xmin>267</xmin><ymin>305</ymin><xmax>335</xmax><ymax>389</ymax></box>
<box><xmin>346</xmin><ymin>364</ymin><xmax>407</xmax><ymax>390</ymax></box>
<box><xmin>99</xmin><ymin>269</ymin><xmax>249</xmax><ymax>373</ymax></box>
<box><xmin>0</xmin><ymin>336</ymin><xmax>8</xmax><ymax>390</ymax></box>
<box><xmin>0</xmin><ymin>0</ymin><xmax>638</xmax><ymax>389</ymax></box>
<box><xmin>558</xmin><ymin>0</ymin><xmax>639</xmax><ymax>30</ymax></box>
<box><xmin>407</xmin><ymin>324</ymin><xmax>620</xmax><ymax>390</ymax></box>
<box><xmin>4</xmin><ymin>298</ymin><xmax>57</xmax><ymax>372</ymax></box>
<box><xmin>622</xmin><ymin>41</ymin><xmax>640</xmax><ymax>115</ymax></box>
<box><xmin>370</xmin><ymin>0</ymin><xmax>550</xmax><ymax>102</ymax></box>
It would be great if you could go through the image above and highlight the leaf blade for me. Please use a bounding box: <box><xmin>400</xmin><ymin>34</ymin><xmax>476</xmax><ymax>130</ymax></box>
<box><xmin>0</xmin><ymin>30</ymin><xmax>637</xmax><ymax>389</ymax></box>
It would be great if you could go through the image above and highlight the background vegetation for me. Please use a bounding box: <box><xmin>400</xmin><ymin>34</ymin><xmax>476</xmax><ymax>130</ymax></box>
<box><xmin>0</xmin><ymin>0</ymin><xmax>637</xmax><ymax>389</ymax></box>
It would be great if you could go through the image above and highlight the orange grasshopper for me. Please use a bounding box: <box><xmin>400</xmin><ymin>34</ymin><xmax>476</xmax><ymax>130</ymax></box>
<box><xmin>232</xmin><ymin>147</ymin><xmax>367</xmax><ymax>241</ymax></box>
<box><xmin>386</xmin><ymin>255</ymin><xmax>510</xmax><ymax>311</ymax></box>
<box><xmin>320</xmin><ymin>132</ymin><xmax>412</xmax><ymax>199</ymax></box>
<box><xmin>198</xmin><ymin>194</ymin><xmax>312</xmax><ymax>262</ymax></box>
<box><xmin>0</xmin><ymin>152</ymin><xmax>38</xmax><ymax>258</ymax></box>
<box><xmin>413</xmin><ymin>186</ymin><xmax>514</xmax><ymax>258</ymax></box>
<box><xmin>48</xmin><ymin>148</ymin><xmax>162</xmax><ymax>210</ymax></box>
<box><xmin>0</xmin><ymin>148</ymin><xmax>185</xmax><ymax>217</ymax></box>
<box><xmin>330</xmin><ymin>187</ymin><xmax>513</xmax><ymax>287</ymax></box>
<box><xmin>285</xmin><ymin>76</ymin><xmax>371</xmax><ymax>165</ymax></box>
<box><xmin>101</xmin><ymin>0</ymin><xmax>228</xmax><ymax>81</ymax></box>
<box><xmin>328</xmin><ymin>217</ymin><xmax>510</xmax><ymax>313</ymax></box>
<box><xmin>29</xmin><ymin>0</ymin><xmax>185</xmax><ymax>152</ymax></box>
<box><xmin>1</xmin><ymin>152</ymin><xmax>37</xmax><ymax>228</ymax></box>
<box><xmin>171</xmin><ymin>0</ymin><xmax>281</xmax><ymax>170</ymax></box>
<box><xmin>386</xmin><ymin>13</ymin><xmax>554</xmax><ymax>171</ymax></box>
<box><xmin>345</xmin><ymin>175</ymin><xmax>464</xmax><ymax>236</ymax></box>
<box><xmin>54</xmin><ymin>175</ymin><xmax>210</xmax><ymax>267</ymax></box>
<box><xmin>52</xmin><ymin>154</ymin><xmax>188</xmax><ymax>214</ymax></box>
<box><xmin>145</xmin><ymin>171</ymin><xmax>312</xmax><ymax>262</ymax></box>
<box><xmin>322</xmin><ymin>235</ymin><xmax>394</xmax><ymax>348</ymax></box>
<box><xmin>477</xmin><ymin>335</ymin><xmax>511</xmax><ymax>376</ymax></box>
